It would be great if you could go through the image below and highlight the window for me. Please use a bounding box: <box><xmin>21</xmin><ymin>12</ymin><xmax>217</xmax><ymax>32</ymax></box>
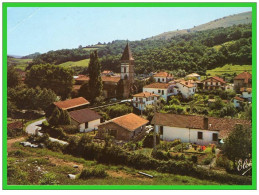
<box><xmin>124</xmin><ymin>67</ymin><xmax>126</xmax><ymax>73</ymax></box>
<box><xmin>162</xmin><ymin>90</ymin><xmax>164</xmax><ymax>95</ymax></box>
<box><xmin>158</xmin><ymin>78</ymin><xmax>160</xmax><ymax>82</ymax></box>
<box><xmin>197</xmin><ymin>132</ymin><xmax>203</xmax><ymax>139</ymax></box>
<box><xmin>212</xmin><ymin>133</ymin><xmax>218</xmax><ymax>141</ymax></box>
<box><xmin>162</xmin><ymin>78</ymin><xmax>164</xmax><ymax>82</ymax></box>
<box><xmin>151</xmin><ymin>97</ymin><xmax>154</xmax><ymax>100</ymax></box>
<box><xmin>159</xmin><ymin>126</ymin><xmax>163</xmax><ymax>135</ymax></box>
<box><xmin>85</xmin><ymin>122</ymin><xmax>89</xmax><ymax>129</ymax></box>
<box><xmin>158</xmin><ymin>90</ymin><xmax>161</xmax><ymax>93</ymax></box>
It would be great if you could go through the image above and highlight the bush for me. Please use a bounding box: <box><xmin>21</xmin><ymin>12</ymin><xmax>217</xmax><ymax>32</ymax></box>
<box><xmin>39</xmin><ymin>172</ymin><xmax>57</xmax><ymax>185</ymax></box>
<box><xmin>191</xmin><ymin>155</ymin><xmax>198</xmax><ymax>163</ymax></box>
<box><xmin>59</xmin><ymin>125</ymin><xmax>78</xmax><ymax>134</ymax></box>
<box><xmin>79</xmin><ymin>166</ymin><xmax>107</xmax><ymax>179</ymax></box>
<box><xmin>151</xmin><ymin>149</ymin><xmax>169</xmax><ymax>161</ymax></box>
<box><xmin>202</xmin><ymin>153</ymin><xmax>215</xmax><ymax>165</ymax></box>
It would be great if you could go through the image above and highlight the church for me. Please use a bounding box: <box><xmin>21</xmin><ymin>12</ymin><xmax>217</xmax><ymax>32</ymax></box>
<box><xmin>73</xmin><ymin>43</ymin><xmax>135</xmax><ymax>99</ymax></box>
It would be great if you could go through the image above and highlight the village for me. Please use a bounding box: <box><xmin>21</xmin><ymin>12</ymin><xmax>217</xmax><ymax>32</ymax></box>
<box><xmin>6</xmin><ymin>42</ymin><xmax>253</xmax><ymax>185</ymax></box>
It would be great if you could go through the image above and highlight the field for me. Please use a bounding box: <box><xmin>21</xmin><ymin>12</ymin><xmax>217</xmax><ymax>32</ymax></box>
<box><xmin>7</xmin><ymin>137</ymin><xmax>222</xmax><ymax>185</ymax></box>
<box><xmin>58</xmin><ymin>59</ymin><xmax>90</xmax><ymax>68</ymax></box>
<box><xmin>206</xmin><ymin>64</ymin><xmax>252</xmax><ymax>77</ymax></box>
<box><xmin>7</xmin><ymin>58</ymin><xmax>32</xmax><ymax>70</ymax></box>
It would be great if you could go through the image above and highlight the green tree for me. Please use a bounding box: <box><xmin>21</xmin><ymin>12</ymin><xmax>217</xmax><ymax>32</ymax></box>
<box><xmin>220</xmin><ymin>103</ymin><xmax>237</xmax><ymax>118</ymax></box>
<box><xmin>59</xmin><ymin>109</ymin><xmax>71</xmax><ymax>125</ymax></box>
<box><xmin>88</xmin><ymin>51</ymin><xmax>103</xmax><ymax>102</ymax></box>
<box><xmin>223</xmin><ymin>125</ymin><xmax>252</xmax><ymax>166</ymax></box>
<box><xmin>48</xmin><ymin>107</ymin><xmax>61</xmax><ymax>126</ymax></box>
<box><xmin>7</xmin><ymin>66</ymin><xmax>20</xmax><ymax>88</ymax></box>
<box><xmin>25</xmin><ymin>64</ymin><xmax>74</xmax><ymax>99</ymax></box>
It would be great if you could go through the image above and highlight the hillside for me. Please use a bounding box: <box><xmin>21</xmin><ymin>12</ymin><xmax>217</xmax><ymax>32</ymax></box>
<box><xmin>147</xmin><ymin>11</ymin><xmax>251</xmax><ymax>40</ymax></box>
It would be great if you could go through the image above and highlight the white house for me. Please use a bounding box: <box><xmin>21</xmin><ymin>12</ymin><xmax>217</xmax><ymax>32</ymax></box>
<box><xmin>175</xmin><ymin>80</ymin><xmax>197</xmax><ymax>99</ymax></box>
<box><xmin>143</xmin><ymin>83</ymin><xmax>174</xmax><ymax>101</ymax></box>
<box><xmin>151</xmin><ymin>113</ymin><xmax>251</xmax><ymax>145</ymax></box>
<box><xmin>69</xmin><ymin>108</ymin><xmax>102</xmax><ymax>132</ymax></box>
<box><xmin>132</xmin><ymin>92</ymin><xmax>160</xmax><ymax>111</ymax></box>
<box><xmin>153</xmin><ymin>72</ymin><xmax>174</xmax><ymax>83</ymax></box>
<box><xmin>233</xmin><ymin>96</ymin><xmax>245</xmax><ymax>108</ymax></box>
<box><xmin>240</xmin><ymin>87</ymin><xmax>252</xmax><ymax>102</ymax></box>
<box><xmin>185</xmin><ymin>73</ymin><xmax>201</xmax><ymax>81</ymax></box>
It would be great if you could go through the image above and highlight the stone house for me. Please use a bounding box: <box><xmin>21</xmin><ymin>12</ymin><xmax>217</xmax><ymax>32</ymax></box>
<box><xmin>153</xmin><ymin>71</ymin><xmax>174</xmax><ymax>83</ymax></box>
<box><xmin>132</xmin><ymin>92</ymin><xmax>160</xmax><ymax>111</ymax></box>
<box><xmin>202</xmin><ymin>76</ymin><xmax>226</xmax><ymax>90</ymax></box>
<box><xmin>234</xmin><ymin>72</ymin><xmax>252</xmax><ymax>92</ymax></box>
<box><xmin>97</xmin><ymin>113</ymin><xmax>149</xmax><ymax>141</ymax></box>
<box><xmin>143</xmin><ymin>83</ymin><xmax>174</xmax><ymax>101</ymax></box>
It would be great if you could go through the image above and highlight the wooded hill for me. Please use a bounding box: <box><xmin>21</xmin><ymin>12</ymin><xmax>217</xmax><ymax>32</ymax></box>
<box><xmin>24</xmin><ymin>12</ymin><xmax>252</xmax><ymax>75</ymax></box>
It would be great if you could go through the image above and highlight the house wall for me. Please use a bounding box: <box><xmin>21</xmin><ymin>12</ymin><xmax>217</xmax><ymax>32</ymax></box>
<box><xmin>143</xmin><ymin>87</ymin><xmax>173</xmax><ymax>101</ymax></box>
<box><xmin>155</xmin><ymin>125</ymin><xmax>219</xmax><ymax>145</ymax></box>
<box><xmin>175</xmin><ymin>83</ymin><xmax>196</xmax><ymax>99</ymax></box>
<box><xmin>242</xmin><ymin>91</ymin><xmax>252</xmax><ymax>101</ymax></box>
<box><xmin>133</xmin><ymin>96</ymin><xmax>159</xmax><ymax>111</ymax></box>
<box><xmin>71</xmin><ymin>118</ymin><xmax>101</xmax><ymax>133</ymax></box>
<box><xmin>98</xmin><ymin>122</ymin><xmax>146</xmax><ymax>141</ymax></box>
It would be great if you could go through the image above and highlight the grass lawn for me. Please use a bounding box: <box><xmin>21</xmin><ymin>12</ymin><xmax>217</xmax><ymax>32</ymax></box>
<box><xmin>7</xmin><ymin>58</ymin><xmax>32</xmax><ymax>70</ymax></box>
<box><xmin>206</xmin><ymin>64</ymin><xmax>252</xmax><ymax>77</ymax></box>
<box><xmin>7</xmin><ymin>139</ymin><xmax>223</xmax><ymax>185</ymax></box>
<box><xmin>58</xmin><ymin>59</ymin><xmax>90</xmax><ymax>68</ymax></box>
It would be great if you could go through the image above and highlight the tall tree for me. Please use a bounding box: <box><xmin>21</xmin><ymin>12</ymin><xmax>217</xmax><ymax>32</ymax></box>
<box><xmin>7</xmin><ymin>66</ymin><xmax>20</xmax><ymax>88</ymax></box>
<box><xmin>223</xmin><ymin>125</ymin><xmax>252</xmax><ymax>165</ymax></box>
<box><xmin>88</xmin><ymin>51</ymin><xmax>103</xmax><ymax>102</ymax></box>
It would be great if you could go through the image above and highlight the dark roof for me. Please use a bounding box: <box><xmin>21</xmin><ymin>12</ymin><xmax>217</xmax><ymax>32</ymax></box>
<box><xmin>69</xmin><ymin>108</ymin><xmax>101</xmax><ymax>124</ymax></box>
<box><xmin>234</xmin><ymin>72</ymin><xmax>252</xmax><ymax>83</ymax></box>
<box><xmin>202</xmin><ymin>76</ymin><xmax>226</xmax><ymax>84</ymax></box>
<box><xmin>121</xmin><ymin>43</ymin><xmax>134</xmax><ymax>61</ymax></box>
<box><xmin>151</xmin><ymin>113</ymin><xmax>251</xmax><ymax>139</ymax></box>
<box><xmin>54</xmin><ymin>97</ymin><xmax>90</xmax><ymax>110</ymax></box>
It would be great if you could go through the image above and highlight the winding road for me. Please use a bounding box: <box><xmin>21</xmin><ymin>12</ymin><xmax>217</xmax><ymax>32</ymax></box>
<box><xmin>25</xmin><ymin>118</ymin><xmax>68</xmax><ymax>145</ymax></box>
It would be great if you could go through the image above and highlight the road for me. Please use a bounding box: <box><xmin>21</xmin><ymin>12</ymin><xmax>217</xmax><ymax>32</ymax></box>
<box><xmin>25</xmin><ymin>118</ymin><xmax>68</xmax><ymax>145</ymax></box>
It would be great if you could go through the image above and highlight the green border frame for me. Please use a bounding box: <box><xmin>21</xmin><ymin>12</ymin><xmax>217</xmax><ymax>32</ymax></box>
<box><xmin>2</xmin><ymin>2</ymin><xmax>257</xmax><ymax>190</ymax></box>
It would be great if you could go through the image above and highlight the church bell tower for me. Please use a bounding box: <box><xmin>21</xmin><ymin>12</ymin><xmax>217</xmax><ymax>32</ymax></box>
<box><xmin>120</xmin><ymin>42</ymin><xmax>135</xmax><ymax>98</ymax></box>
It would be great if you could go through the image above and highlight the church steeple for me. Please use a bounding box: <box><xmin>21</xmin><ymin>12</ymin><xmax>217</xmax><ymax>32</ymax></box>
<box><xmin>121</xmin><ymin>42</ymin><xmax>134</xmax><ymax>61</ymax></box>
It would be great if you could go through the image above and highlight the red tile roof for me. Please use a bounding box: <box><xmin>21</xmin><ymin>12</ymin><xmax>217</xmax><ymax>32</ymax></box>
<box><xmin>178</xmin><ymin>80</ymin><xmax>195</xmax><ymax>88</ymax></box>
<box><xmin>69</xmin><ymin>108</ymin><xmax>101</xmax><ymax>124</ymax></box>
<box><xmin>54</xmin><ymin>97</ymin><xmax>90</xmax><ymax>110</ymax></box>
<box><xmin>240</xmin><ymin>88</ymin><xmax>252</xmax><ymax>93</ymax></box>
<box><xmin>154</xmin><ymin>71</ymin><xmax>173</xmax><ymax>78</ymax></box>
<box><xmin>234</xmin><ymin>72</ymin><xmax>252</xmax><ymax>83</ymax></box>
<box><xmin>151</xmin><ymin>113</ymin><xmax>251</xmax><ymax>139</ymax></box>
<box><xmin>73</xmin><ymin>85</ymin><xmax>81</xmax><ymax>91</ymax></box>
<box><xmin>202</xmin><ymin>76</ymin><xmax>226</xmax><ymax>84</ymax></box>
<box><xmin>75</xmin><ymin>75</ymin><xmax>89</xmax><ymax>82</ymax></box>
<box><xmin>112</xmin><ymin>113</ymin><xmax>149</xmax><ymax>131</ymax></box>
<box><xmin>102</xmin><ymin>76</ymin><xmax>120</xmax><ymax>83</ymax></box>
<box><xmin>133</xmin><ymin>92</ymin><xmax>160</xmax><ymax>98</ymax></box>
<box><xmin>144</xmin><ymin>82</ymin><xmax>172</xmax><ymax>89</ymax></box>
<box><xmin>234</xmin><ymin>96</ymin><xmax>245</xmax><ymax>101</ymax></box>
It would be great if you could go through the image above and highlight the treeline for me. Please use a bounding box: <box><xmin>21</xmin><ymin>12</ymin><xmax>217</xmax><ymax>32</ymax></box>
<box><xmin>28</xmin><ymin>24</ymin><xmax>252</xmax><ymax>75</ymax></box>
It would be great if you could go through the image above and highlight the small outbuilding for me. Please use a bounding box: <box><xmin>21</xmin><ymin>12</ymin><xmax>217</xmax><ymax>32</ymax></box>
<box><xmin>69</xmin><ymin>108</ymin><xmax>102</xmax><ymax>132</ymax></box>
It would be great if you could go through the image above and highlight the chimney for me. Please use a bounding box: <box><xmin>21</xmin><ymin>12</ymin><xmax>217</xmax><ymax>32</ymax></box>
<box><xmin>203</xmin><ymin>117</ymin><xmax>209</xmax><ymax>130</ymax></box>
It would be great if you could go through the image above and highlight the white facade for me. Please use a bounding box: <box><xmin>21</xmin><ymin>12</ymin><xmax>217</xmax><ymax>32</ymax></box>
<box><xmin>154</xmin><ymin>125</ymin><xmax>219</xmax><ymax>145</ymax></box>
<box><xmin>121</xmin><ymin>63</ymin><xmax>129</xmax><ymax>79</ymax></box>
<box><xmin>242</xmin><ymin>91</ymin><xmax>252</xmax><ymax>102</ymax></box>
<box><xmin>133</xmin><ymin>96</ymin><xmax>159</xmax><ymax>111</ymax></box>
<box><xmin>143</xmin><ymin>86</ymin><xmax>174</xmax><ymax>101</ymax></box>
<box><xmin>77</xmin><ymin>119</ymin><xmax>101</xmax><ymax>133</ymax></box>
<box><xmin>175</xmin><ymin>82</ymin><xmax>196</xmax><ymax>99</ymax></box>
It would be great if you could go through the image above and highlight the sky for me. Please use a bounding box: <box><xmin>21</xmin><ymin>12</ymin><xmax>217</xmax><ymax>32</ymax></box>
<box><xmin>7</xmin><ymin>7</ymin><xmax>252</xmax><ymax>56</ymax></box>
